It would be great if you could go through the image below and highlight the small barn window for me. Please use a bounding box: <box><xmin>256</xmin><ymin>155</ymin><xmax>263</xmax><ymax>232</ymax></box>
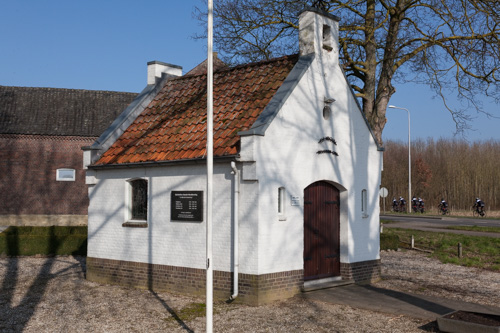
<box><xmin>278</xmin><ymin>187</ymin><xmax>286</xmax><ymax>220</ymax></box>
<box><xmin>129</xmin><ymin>179</ymin><xmax>148</xmax><ymax>221</ymax></box>
<box><xmin>56</xmin><ymin>168</ymin><xmax>75</xmax><ymax>181</ymax></box>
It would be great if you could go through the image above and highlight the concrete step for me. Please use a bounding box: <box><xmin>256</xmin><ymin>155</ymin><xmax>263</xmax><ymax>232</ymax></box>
<box><xmin>302</xmin><ymin>279</ymin><xmax>355</xmax><ymax>292</ymax></box>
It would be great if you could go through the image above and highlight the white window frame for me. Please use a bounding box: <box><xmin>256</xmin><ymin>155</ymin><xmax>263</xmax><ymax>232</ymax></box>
<box><xmin>56</xmin><ymin>168</ymin><xmax>76</xmax><ymax>181</ymax></box>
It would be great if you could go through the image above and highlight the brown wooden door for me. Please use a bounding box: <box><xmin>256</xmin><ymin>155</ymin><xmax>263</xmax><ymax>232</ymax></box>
<box><xmin>304</xmin><ymin>181</ymin><xmax>340</xmax><ymax>281</ymax></box>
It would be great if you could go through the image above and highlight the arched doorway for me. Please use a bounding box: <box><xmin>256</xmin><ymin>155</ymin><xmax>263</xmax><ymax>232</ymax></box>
<box><xmin>303</xmin><ymin>181</ymin><xmax>340</xmax><ymax>281</ymax></box>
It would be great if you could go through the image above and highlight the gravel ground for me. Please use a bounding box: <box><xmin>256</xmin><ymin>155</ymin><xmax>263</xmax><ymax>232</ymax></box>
<box><xmin>0</xmin><ymin>250</ymin><xmax>498</xmax><ymax>332</ymax></box>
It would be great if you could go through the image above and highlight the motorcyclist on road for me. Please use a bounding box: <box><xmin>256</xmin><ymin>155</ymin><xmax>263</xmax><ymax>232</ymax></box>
<box><xmin>411</xmin><ymin>197</ymin><xmax>418</xmax><ymax>212</ymax></box>
<box><xmin>418</xmin><ymin>198</ymin><xmax>424</xmax><ymax>213</ymax></box>
<box><xmin>438</xmin><ymin>198</ymin><xmax>448</xmax><ymax>214</ymax></box>
<box><xmin>399</xmin><ymin>196</ymin><xmax>406</xmax><ymax>212</ymax></box>
<box><xmin>474</xmin><ymin>198</ymin><xmax>485</xmax><ymax>214</ymax></box>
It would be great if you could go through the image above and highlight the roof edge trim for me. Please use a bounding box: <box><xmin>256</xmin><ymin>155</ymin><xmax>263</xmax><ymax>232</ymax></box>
<box><xmin>89</xmin><ymin>155</ymin><xmax>237</xmax><ymax>170</ymax></box>
<box><xmin>239</xmin><ymin>54</ymin><xmax>314</xmax><ymax>137</ymax></box>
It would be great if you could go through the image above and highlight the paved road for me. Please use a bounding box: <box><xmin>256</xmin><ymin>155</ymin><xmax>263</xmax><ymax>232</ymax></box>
<box><xmin>381</xmin><ymin>214</ymin><xmax>500</xmax><ymax>238</ymax></box>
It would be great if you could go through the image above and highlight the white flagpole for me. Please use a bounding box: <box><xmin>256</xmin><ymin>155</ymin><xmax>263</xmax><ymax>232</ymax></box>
<box><xmin>206</xmin><ymin>0</ymin><xmax>214</xmax><ymax>332</ymax></box>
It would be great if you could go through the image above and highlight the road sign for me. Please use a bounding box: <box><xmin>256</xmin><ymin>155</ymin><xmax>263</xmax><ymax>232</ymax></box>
<box><xmin>379</xmin><ymin>187</ymin><xmax>388</xmax><ymax>213</ymax></box>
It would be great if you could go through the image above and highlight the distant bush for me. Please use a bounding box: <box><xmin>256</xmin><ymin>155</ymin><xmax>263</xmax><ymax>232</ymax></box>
<box><xmin>380</xmin><ymin>233</ymin><xmax>399</xmax><ymax>251</ymax></box>
<box><xmin>0</xmin><ymin>226</ymin><xmax>87</xmax><ymax>256</ymax></box>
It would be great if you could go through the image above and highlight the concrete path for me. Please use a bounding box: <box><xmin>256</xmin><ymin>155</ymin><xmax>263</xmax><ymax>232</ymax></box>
<box><xmin>301</xmin><ymin>284</ymin><xmax>500</xmax><ymax>320</ymax></box>
<box><xmin>0</xmin><ymin>226</ymin><xmax>8</xmax><ymax>233</ymax></box>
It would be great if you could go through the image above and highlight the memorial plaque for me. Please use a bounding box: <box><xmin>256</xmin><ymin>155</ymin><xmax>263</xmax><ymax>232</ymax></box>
<box><xmin>171</xmin><ymin>191</ymin><xmax>203</xmax><ymax>222</ymax></box>
<box><xmin>291</xmin><ymin>196</ymin><xmax>301</xmax><ymax>206</ymax></box>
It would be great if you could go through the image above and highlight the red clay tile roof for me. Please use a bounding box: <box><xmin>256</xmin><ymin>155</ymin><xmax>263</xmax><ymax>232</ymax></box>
<box><xmin>95</xmin><ymin>54</ymin><xmax>299</xmax><ymax>166</ymax></box>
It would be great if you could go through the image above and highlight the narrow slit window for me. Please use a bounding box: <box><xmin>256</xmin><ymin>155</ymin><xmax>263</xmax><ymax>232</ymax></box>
<box><xmin>278</xmin><ymin>187</ymin><xmax>285</xmax><ymax>215</ymax></box>
<box><xmin>361</xmin><ymin>189</ymin><xmax>368</xmax><ymax>217</ymax></box>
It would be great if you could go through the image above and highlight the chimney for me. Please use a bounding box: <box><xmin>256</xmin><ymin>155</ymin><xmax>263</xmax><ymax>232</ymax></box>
<box><xmin>147</xmin><ymin>61</ymin><xmax>182</xmax><ymax>85</ymax></box>
<box><xmin>299</xmin><ymin>8</ymin><xmax>340</xmax><ymax>58</ymax></box>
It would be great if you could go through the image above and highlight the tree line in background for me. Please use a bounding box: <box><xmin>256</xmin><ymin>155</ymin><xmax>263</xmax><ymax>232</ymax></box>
<box><xmin>381</xmin><ymin>139</ymin><xmax>500</xmax><ymax>212</ymax></box>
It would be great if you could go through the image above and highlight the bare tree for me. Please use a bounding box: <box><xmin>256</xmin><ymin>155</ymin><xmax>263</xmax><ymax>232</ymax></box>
<box><xmin>194</xmin><ymin>0</ymin><xmax>499</xmax><ymax>144</ymax></box>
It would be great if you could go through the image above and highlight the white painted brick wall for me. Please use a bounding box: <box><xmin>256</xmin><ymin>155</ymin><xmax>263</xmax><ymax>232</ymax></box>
<box><xmin>88</xmin><ymin>163</ymin><xmax>260</xmax><ymax>274</ymax></box>
<box><xmin>88</xmin><ymin>11</ymin><xmax>382</xmax><ymax>279</ymax></box>
<box><xmin>253</xmin><ymin>34</ymin><xmax>382</xmax><ymax>274</ymax></box>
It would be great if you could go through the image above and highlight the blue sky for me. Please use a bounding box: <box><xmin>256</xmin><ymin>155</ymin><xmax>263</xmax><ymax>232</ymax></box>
<box><xmin>1</xmin><ymin>0</ymin><xmax>498</xmax><ymax>142</ymax></box>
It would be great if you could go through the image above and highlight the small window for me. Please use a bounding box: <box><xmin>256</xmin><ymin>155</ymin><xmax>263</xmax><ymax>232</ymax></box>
<box><xmin>323</xmin><ymin>98</ymin><xmax>335</xmax><ymax>120</ymax></box>
<box><xmin>278</xmin><ymin>187</ymin><xmax>286</xmax><ymax>218</ymax></box>
<box><xmin>56</xmin><ymin>168</ymin><xmax>75</xmax><ymax>181</ymax></box>
<box><xmin>361</xmin><ymin>189</ymin><xmax>368</xmax><ymax>218</ymax></box>
<box><xmin>130</xmin><ymin>179</ymin><xmax>148</xmax><ymax>221</ymax></box>
<box><xmin>322</xmin><ymin>25</ymin><xmax>333</xmax><ymax>51</ymax></box>
<box><xmin>323</xmin><ymin>105</ymin><xmax>331</xmax><ymax>120</ymax></box>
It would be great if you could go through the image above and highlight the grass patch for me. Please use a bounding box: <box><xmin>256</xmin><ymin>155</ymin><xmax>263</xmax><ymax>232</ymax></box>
<box><xmin>382</xmin><ymin>228</ymin><xmax>500</xmax><ymax>271</ymax></box>
<box><xmin>0</xmin><ymin>226</ymin><xmax>87</xmax><ymax>256</ymax></box>
<box><xmin>445</xmin><ymin>225</ymin><xmax>500</xmax><ymax>233</ymax></box>
<box><xmin>380</xmin><ymin>233</ymin><xmax>399</xmax><ymax>251</ymax></box>
<box><xmin>165</xmin><ymin>302</ymin><xmax>207</xmax><ymax>323</ymax></box>
<box><xmin>380</xmin><ymin>219</ymin><xmax>400</xmax><ymax>224</ymax></box>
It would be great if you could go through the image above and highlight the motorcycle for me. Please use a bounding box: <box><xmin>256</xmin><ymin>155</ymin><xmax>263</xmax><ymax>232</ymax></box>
<box><xmin>439</xmin><ymin>204</ymin><xmax>449</xmax><ymax>215</ymax></box>
<box><xmin>411</xmin><ymin>200</ymin><xmax>419</xmax><ymax>213</ymax></box>
<box><xmin>418</xmin><ymin>201</ymin><xmax>425</xmax><ymax>213</ymax></box>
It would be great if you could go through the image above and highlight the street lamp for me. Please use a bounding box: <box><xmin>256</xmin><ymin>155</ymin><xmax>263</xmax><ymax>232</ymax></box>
<box><xmin>388</xmin><ymin>105</ymin><xmax>411</xmax><ymax>213</ymax></box>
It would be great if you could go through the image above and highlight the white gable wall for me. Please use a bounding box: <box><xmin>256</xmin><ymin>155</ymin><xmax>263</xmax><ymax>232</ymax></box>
<box><xmin>250</xmin><ymin>11</ymin><xmax>382</xmax><ymax>276</ymax></box>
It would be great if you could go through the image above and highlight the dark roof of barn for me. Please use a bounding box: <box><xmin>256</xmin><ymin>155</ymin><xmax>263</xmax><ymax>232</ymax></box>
<box><xmin>0</xmin><ymin>86</ymin><xmax>138</xmax><ymax>137</ymax></box>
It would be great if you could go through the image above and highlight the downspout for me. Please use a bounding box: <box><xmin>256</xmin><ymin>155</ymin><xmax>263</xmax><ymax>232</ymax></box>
<box><xmin>230</xmin><ymin>161</ymin><xmax>239</xmax><ymax>300</ymax></box>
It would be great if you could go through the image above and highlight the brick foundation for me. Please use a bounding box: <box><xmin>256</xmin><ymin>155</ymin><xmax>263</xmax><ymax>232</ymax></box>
<box><xmin>86</xmin><ymin>257</ymin><xmax>303</xmax><ymax>306</ymax></box>
<box><xmin>86</xmin><ymin>257</ymin><xmax>380</xmax><ymax>305</ymax></box>
<box><xmin>340</xmin><ymin>259</ymin><xmax>381</xmax><ymax>283</ymax></box>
